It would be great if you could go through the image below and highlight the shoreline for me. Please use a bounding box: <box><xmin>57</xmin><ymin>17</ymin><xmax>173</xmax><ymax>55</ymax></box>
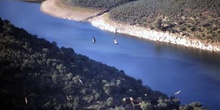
<box><xmin>40</xmin><ymin>0</ymin><xmax>220</xmax><ymax>52</ymax></box>
<box><xmin>40</xmin><ymin>0</ymin><xmax>102</xmax><ymax>21</ymax></box>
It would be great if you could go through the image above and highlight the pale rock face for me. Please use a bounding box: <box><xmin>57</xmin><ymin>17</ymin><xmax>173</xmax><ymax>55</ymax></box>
<box><xmin>90</xmin><ymin>14</ymin><xmax>220</xmax><ymax>52</ymax></box>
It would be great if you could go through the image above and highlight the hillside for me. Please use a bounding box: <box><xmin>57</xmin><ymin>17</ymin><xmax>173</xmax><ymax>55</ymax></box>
<box><xmin>0</xmin><ymin>18</ymin><xmax>209</xmax><ymax>110</ymax></box>
<box><xmin>61</xmin><ymin>0</ymin><xmax>136</xmax><ymax>9</ymax></box>
<box><xmin>62</xmin><ymin>0</ymin><xmax>220</xmax><ymax>43</ymax></box>
<box><xmin>109</xmin><ymin>0</ymin><xmax>220</xmax><ymax>42</ymax></box>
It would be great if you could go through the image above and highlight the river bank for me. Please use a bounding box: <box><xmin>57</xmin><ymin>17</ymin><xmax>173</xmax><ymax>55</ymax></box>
<box><xmin>40</xmin><ymin>0</ymin><xmax>220</xmax><ymax>52</ymax></box>
<box><xmin>40</xmin><ymin>0</ymin><xmax>102</xmax><ymax>21</ymax></box>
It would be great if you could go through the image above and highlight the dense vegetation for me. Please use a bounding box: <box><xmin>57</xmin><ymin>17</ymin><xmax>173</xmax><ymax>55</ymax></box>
<box><xmin>109</xmin><ymin>0</ymin><xmax>220</xmax><ymax>42</ymax></box>
<box><xmin>0</xmin><ymin>17</ymin><xmax>208</xmax><ymax>110</ymax></box>
<box><xmin>61</xmin><ymin>0</ymin><xmax>136</xmax><ymax>9</ymax></box>
<box><xmin>62</xmin><ymin>0</ymin><xmax>220</xmax><ymax>42</ymax></box>
<box><xmin>63</xmin><ymin>0</ymin><xmax>220</xmax><ymax>42</ymax></box>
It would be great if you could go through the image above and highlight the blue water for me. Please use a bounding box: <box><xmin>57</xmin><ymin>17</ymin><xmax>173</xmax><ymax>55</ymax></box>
<box><xmin>1</xmin><ymin>1</ymin><xmax>220</xmax><ymax>109</ymax></box>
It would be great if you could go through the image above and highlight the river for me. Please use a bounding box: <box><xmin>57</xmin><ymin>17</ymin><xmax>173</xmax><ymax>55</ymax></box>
<box><xmin>0</xmin><ymin>0</ymin><xmax>220</xmax><ymax>109</ymax></box>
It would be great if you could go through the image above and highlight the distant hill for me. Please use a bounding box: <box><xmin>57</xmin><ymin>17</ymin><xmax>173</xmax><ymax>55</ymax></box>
<box><xmin>0</xmin><ymin>18</ymin><xmax>208</xmax><ymax>109</ymax></box>
<box><xmin>109</xmin><ymin>0</ymin><xmax>220</xmax><ymax>42</ymax></box>
<box><xmin>62</xmin><ymin>0</ymin><xmax>220</xmax><ymax>42</ymax></box>
<box><xmin>61</xmin><ymin>0</ymin><xmax>136</xmax><ymax>9</ymax></box>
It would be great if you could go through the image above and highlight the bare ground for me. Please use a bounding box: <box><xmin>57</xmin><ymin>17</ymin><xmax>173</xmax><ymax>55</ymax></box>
<box><xmin>40</xmin><ymin>0</ymin><xmax>102</xmax><ymax>21</ymax></box>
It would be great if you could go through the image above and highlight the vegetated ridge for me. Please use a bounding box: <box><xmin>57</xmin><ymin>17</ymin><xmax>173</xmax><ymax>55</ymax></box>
<box><xmin>0</xmin><ymin>18</ymin><xmax>209</xmax><ymax>110</ymax></box>
<box><xmin>60</xmin><ymin>0</ymin><xmax>136</xmax><ymax>9</ymax></box>
<box><xmin>110</xmin><ymin>0</ymin><xmax>220</xmax><ymax>42</ymax></box>
<box><xmin>64</xmin><ymin>0</ymin><xmax>220</xmax><ymax>45</ymax></box>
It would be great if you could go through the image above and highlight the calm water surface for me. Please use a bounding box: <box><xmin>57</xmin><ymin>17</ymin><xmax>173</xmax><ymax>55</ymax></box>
<box><xmin>1</xmin><ymin>1</ymin><xmax>220</xmax><ymax>109</ymax></box>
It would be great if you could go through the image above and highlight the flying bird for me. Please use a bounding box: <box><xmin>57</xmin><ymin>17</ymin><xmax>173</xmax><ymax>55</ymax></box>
<box><xmin>174</xmin><ymin>90</ymin><xmax>181</xmax><ymax>95</ymax></box>
<box><xmin>92</xmin><ymin>37</ymin><xmax>96</xmax><ymax>43</ymax></box>
<box><xmin>114</xmin><ymin>38</ymin><xmax>118</xmax><ymax>45</ymax></box>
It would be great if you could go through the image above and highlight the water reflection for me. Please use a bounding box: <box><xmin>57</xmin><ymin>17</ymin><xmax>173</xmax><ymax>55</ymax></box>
<box><xmin>161</xmin><ymin>42</ymin><xmax>220</xmax><ymax>64</ymax></box>
<box><xmin>152</xmin><ymin>40</ymin><xmax>220</xmax><ymax>81</ymax></box>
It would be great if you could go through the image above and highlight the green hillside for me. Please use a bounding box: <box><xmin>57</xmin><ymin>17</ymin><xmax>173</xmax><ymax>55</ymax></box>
<box><xmin>62</xmin><ymin>0</ymin><xmax>220</xmax><ymax>42</ymax></box>
<box><xmin>61</xmin><ymin>0</ymin><xmax>136</xmax><ymax>9</ymax></box>
<box><xmin>0</xmin><ymin>18</ymin><xmax>208</xmax><ymax>110</ymax></box>
<box><xmin>109</xmin><ymin>0</ymin><xmax>220</xmax><ymax>41</ymax></box>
